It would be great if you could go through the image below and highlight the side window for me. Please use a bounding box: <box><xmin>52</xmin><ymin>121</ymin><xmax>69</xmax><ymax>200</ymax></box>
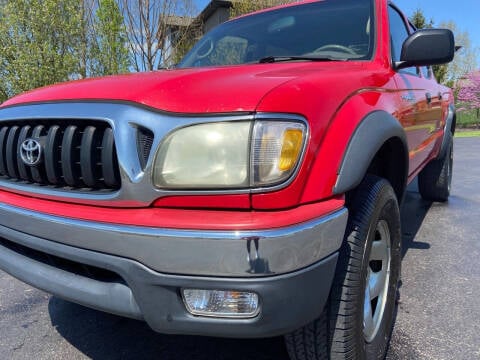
<box><xmin>421</xmin><ymin>66</ymin><xmax>432</xmax><ymax>79</ymax></box>
<box><xmin>388</xmin><ymin>6</ymin><xmax>416</xmax><ymax>75</ymax></box>
<box><xmin>408</xmin><ymin>22</ymin><xmax>432</xmax><ymax>79</ymax></box>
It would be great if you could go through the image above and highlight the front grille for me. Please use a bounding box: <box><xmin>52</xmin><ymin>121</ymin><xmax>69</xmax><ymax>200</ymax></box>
<box><xmin>0</xmin><ymin>120</ymin><xmax>120</xmax><ymax>191</ymax></box>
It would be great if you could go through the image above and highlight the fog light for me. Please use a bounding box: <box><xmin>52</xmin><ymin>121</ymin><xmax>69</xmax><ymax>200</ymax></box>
<box><xmin>182</xmin><ymin>289</ymin><xmax>259</xmax><ymax>318</ymax></box>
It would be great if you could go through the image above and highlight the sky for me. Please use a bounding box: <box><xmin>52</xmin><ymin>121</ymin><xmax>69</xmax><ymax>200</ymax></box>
<box><xmin>394</xmin><ymin>0</ymin><xmax>480</xmax><ymax>51</ymax></box>
<box><xmin>194</xmin><ymin>0</ymin><xmax>480</xmax><ymax>52</ymax></box>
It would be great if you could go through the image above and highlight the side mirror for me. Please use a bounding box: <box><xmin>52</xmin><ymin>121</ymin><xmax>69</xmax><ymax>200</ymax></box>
<box><xmin>396</xmin><ymin>29</ymin><xmax>455</xmax><ymax>70</ymax></box>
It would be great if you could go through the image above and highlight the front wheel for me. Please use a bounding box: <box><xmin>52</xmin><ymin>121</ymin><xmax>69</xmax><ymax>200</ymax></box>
<box><xmin>285</xmin><ymin>175</ymin><xmax>401</xmax><ymax>360</ymax></box>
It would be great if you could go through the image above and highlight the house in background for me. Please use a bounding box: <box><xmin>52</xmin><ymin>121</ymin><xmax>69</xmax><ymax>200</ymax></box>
<box><xmin>164</xmin><ymin>1</ymin><xmax>233</xmax><ymax>65</ymax></box>
<box><xmin>197</xmin><ymin>0</ymin><xmax>233</xmax><ymax>33</ymax></box>
<box><xmin>163</xmin><ymin>15</ymin><xmax>194</xmax><ymax>64</ymax></box>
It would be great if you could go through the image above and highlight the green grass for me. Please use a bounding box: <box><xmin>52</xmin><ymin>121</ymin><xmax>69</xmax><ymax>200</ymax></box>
<box><xmin>457</xmin><ymin>109</ymin><xmax>479</xmax><ymax>128</ymax></box>
<box><xmin>455</xmin><ymin>130</ymin><xmax>480</xmax><ymax>138</ymax></box>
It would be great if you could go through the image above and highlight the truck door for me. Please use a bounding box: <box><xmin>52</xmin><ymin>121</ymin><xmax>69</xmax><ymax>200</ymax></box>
<box><xmin>388</xmin><ymin>5</ymin><xmax>442</xmax><ymax>175</ymax></box>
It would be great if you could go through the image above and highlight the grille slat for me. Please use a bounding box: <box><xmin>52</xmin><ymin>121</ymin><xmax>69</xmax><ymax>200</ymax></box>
<box><xmin>6</xmin><ymin>126</ymin><xmax>20</xmax><ymax>178</ymax></box>
<box><xmin>62</xmin><ymin>125</ymin><xmax>81</xmax><ymax>187</ymax></box>
<box><xmin>45</xmin><ymin>125</ymin><xmax>62</xmax><ymax>184</ymax></box>
<box><xmin>101</xmin><ymin>128</ymin><xmax>119</xmax><ymax>187</ymax></box>
<box><xmin>0</xmin><ymin>127</ymin><xmax>10</xmax><ymax>175</ymax></box>
<box><xmin>16</xmin><ymin>125</ymin><xmax>32</xmax><ymax>181</ymax></box>
<box><xmin>80</xmin><ymin>126</ymin><xmax>101</xmax><ymax>187</ymax></box>
<box><xmin>0</xmin><ymin>120</ymin><xmax>120</xmax><ymax>192</ymax></box>
<box><xmin>30</xmin><ymin>125</ymin><xmax>46</xmax><ymax>183</ymax></box>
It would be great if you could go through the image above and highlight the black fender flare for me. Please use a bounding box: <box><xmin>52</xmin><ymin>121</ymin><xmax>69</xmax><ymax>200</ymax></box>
<box><xmin>333</xmin><ymin>110</ymin><xmax>408</xmax><ymax>196</ymax></box>
<box><xmin>438</xmin><ymin>104</ymin><xmax>455</xmax><ymax>159</ymax></box>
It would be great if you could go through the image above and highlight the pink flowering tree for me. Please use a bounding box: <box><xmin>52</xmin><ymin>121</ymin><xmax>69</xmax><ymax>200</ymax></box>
<box><xmin>456</xmin><ymin>71</ymin><xmax>480</xmax><ymax>121</ymax></box>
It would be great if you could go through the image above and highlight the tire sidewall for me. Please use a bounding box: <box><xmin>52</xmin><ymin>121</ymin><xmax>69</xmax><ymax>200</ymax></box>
<box><xmin>285</xmin><ymin>177</ymin><xmax>402</xmax><ymax>360</ymax></box>
<box><xmin>418</xmin><ymin>134</ymin><xmax>453</xmax><ymax>202</ymax></box>
<box><xmin>362</xmin><ymin>192</ymin><xmax>401</xmax><ymax>359</ymax></box>
<box><xmin>345</xmin><ymin>178</ymin><xmax>401</xmax><ymax>359</ymax></box>
<box><xmin>446</xmin><ymin>136</ymin><xmax>453</xmax><ymax>194</ymax></box>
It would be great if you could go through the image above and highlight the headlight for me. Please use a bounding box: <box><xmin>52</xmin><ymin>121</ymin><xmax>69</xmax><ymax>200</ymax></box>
<box><xmin>154</xmin><ymin>122</ymin><xmax>251</xmax><ymax>188</ymax></box>
<box><xmin>153</xmin><ymin>120</ymin><xmax>306</xmax><ymax>189</ymax></box>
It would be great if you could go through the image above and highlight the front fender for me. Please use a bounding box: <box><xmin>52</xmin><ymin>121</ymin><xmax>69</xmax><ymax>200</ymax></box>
<box><xmin>300</xmin><ymin>90</ymin><xmax>408</xmax><ymax>204</ymax></box>
<box><xmin>333</xmin><ymin>110</ymin><xmax>408</xmax><ymax>195</ymax></box>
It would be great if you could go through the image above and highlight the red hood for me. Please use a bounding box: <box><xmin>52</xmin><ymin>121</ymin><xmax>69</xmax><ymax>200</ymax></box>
<box><xmin>1</xmin><ymin>64</ymin><xmax>316</xmax><ymax>113</ymax></box>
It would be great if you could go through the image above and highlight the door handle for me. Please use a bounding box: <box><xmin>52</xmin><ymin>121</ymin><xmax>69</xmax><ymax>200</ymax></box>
<box><xmin>425</xmin><ymin>92</ymin><xmax>432</xmax><ymax>104</ymax></box>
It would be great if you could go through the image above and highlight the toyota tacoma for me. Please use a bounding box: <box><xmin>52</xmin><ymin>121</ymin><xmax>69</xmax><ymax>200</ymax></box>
<box><xmin>0</xmin><ymin>1</ymin><xmax>455</xmax><ymax>359</ymax></box>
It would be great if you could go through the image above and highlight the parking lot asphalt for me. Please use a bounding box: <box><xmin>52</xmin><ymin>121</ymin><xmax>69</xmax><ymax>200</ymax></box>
<box><xmin>0</xmin><ymin>137</ymin><xmax>479</xmax><ymax>360</ymax></box>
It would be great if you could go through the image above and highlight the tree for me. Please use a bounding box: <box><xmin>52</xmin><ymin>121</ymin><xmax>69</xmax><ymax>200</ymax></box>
<box><xmin>230</xmin><ymin>0</ymin><xmax>295</xmax><ymax>18</ymax></box>
<box><xmin>0</xmin><ymin>1</ymin><xmax>8</xmax><ymax>102</ymax></box>
<box><xmin>409</xmin><ymin>10</ymin><xmax>478</xmax><ymax>85</ymax></box>
<box><xmin>0</xmin><ymin>0</ymin><xmax>84</xmax><ymax>98</ymax></box>
<box><xmin>439</xmin><ymin>21</ymin><xmax>478</xmax><ymax>84</ymax></box>
<box><xmin>432</xmin><ymin>64</ymin><xmax>449</xmax><ymax>85</ymax></box>
<box><xmin>121</xmin><ymin>0</ymin><xmax>198</xmax><ymax>71</ymax></box>
<box><xmin>175</xmin><ymin>0</ymin><xmax>295</xmax><ymax>64</ymax></box>
<box><xmin>410</xmin><ymin>8</ymin><xmax>433</xmax><ymax>30</ymax></box>
<box><xmin>92</xmin><ymin>0</ymin><xmax>130</xmax><ymax>76</ymax></box>
<box><xmin>169</xmin><ymin>14</ymin><xmax>203</xmax><ymax>66</ymax></box>
<box><xmin>457</xmin><ymin>71</ymin><xmax>480</xmax><ymax>119</ymax></box>
<box><xmin>78</xmin><ymin>0</ymin><xmax>97</xmax><ymax>79</ymax></box>
<box><xmin>408</xmin><ymin>9</ymin><xmax>449</xmax><ymax>83</ymax></box>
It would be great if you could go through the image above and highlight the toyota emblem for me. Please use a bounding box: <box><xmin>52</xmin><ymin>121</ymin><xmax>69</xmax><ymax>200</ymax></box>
<box><xmin>20</xmin><ymin>139</ymin><xmax>42</xmax><ymax>166</ymax></box>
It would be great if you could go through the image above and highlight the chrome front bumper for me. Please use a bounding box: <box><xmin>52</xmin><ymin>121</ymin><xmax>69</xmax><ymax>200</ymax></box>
<box><xmin>0</xmin><ymin>202</ymin><xmax>347</xmax><ymax>277</ymax></box>
<box><xmin>0</xmin><ymin>225</ymin><xmax>339</xmax><ymax>337</ymax></box>
<box><xmin>0</xmin><ymin>204</ymin><xmax>347</xmax><ymax>337</ymax></box>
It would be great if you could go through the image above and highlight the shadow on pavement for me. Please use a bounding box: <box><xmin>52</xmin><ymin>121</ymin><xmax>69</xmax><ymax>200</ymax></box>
<box><xmin>48</xmin><ymin>296</ymin><xmax>290</xmax><ymax>360</ymax></box>
<box><xmin>48</xmin><ymin>182</ymin><xmax>432</xmax><ymax>360</ymax></box>
<box><xmin>400</xmin><ymin>181</ymin><xmax>432</xmax><ymax>258</ymax></box>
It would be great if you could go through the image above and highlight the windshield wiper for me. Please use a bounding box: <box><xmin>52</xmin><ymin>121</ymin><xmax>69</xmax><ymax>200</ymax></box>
<box><xmin>258</xmin><ymin>56</ymin><xmax>345</xmax><ymax>63</ymax></box>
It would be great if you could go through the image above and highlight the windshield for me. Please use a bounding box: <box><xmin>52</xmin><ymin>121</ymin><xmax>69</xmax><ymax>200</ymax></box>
<box><xmin>178</xmin><ymin>0</ymin><xmax>374</xmax><ymax>68</ymax></box>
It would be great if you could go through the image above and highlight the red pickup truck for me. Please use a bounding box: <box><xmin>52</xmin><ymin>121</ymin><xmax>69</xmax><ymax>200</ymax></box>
<box><xmin>0</xmin><ymin>1</ymin><xmax>455</xmax><ymax>359</ymax></box>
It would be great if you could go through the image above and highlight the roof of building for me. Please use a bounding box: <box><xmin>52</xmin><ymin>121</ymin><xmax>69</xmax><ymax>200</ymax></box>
<box><xmin>165</xmin><ymin>15</ymin><xmax>194</xmax><ymax>27</ymax></box>
<box><xmin>165</xmin><ymin>1</ymin><xmax>232</xmax><ymax>29</ymax></box>
<box><xmin>197</xmin><ymin>0</ymin><xmax>233</xmax><ymax>22</ymax></box>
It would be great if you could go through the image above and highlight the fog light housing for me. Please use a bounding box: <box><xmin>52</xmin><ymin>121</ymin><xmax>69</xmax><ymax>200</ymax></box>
<box><xmin>182</xmin><ymin>289</ymin><xmax>259</xmax><ymax>318</ymax></box>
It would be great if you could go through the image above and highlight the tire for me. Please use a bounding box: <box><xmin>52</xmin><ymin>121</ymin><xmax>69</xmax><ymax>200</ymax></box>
<box><xmin>285</xmin><ymin>175</ymin><xmax>401</xmax><ymax>360</ymax></box>
<box><xmin>418</xmin><ymin>135</ymin><xmax>453</xmax><ymax>202</ymax></box>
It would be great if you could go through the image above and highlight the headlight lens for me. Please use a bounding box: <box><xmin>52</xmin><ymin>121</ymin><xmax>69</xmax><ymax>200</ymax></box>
<box><xmin>153</xmin><ymin>120</ymin><xmax>306</xmax><ymax>189</ymax></box>
<box><xmin>154</xmin><ymin>122</ymin><xmax>251</xmax><ymax>188</ymax></box>
<box><xmin>252</xmin><ymin>121</ymin><xmax>305</xmax><ymax>186</ymax></box>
